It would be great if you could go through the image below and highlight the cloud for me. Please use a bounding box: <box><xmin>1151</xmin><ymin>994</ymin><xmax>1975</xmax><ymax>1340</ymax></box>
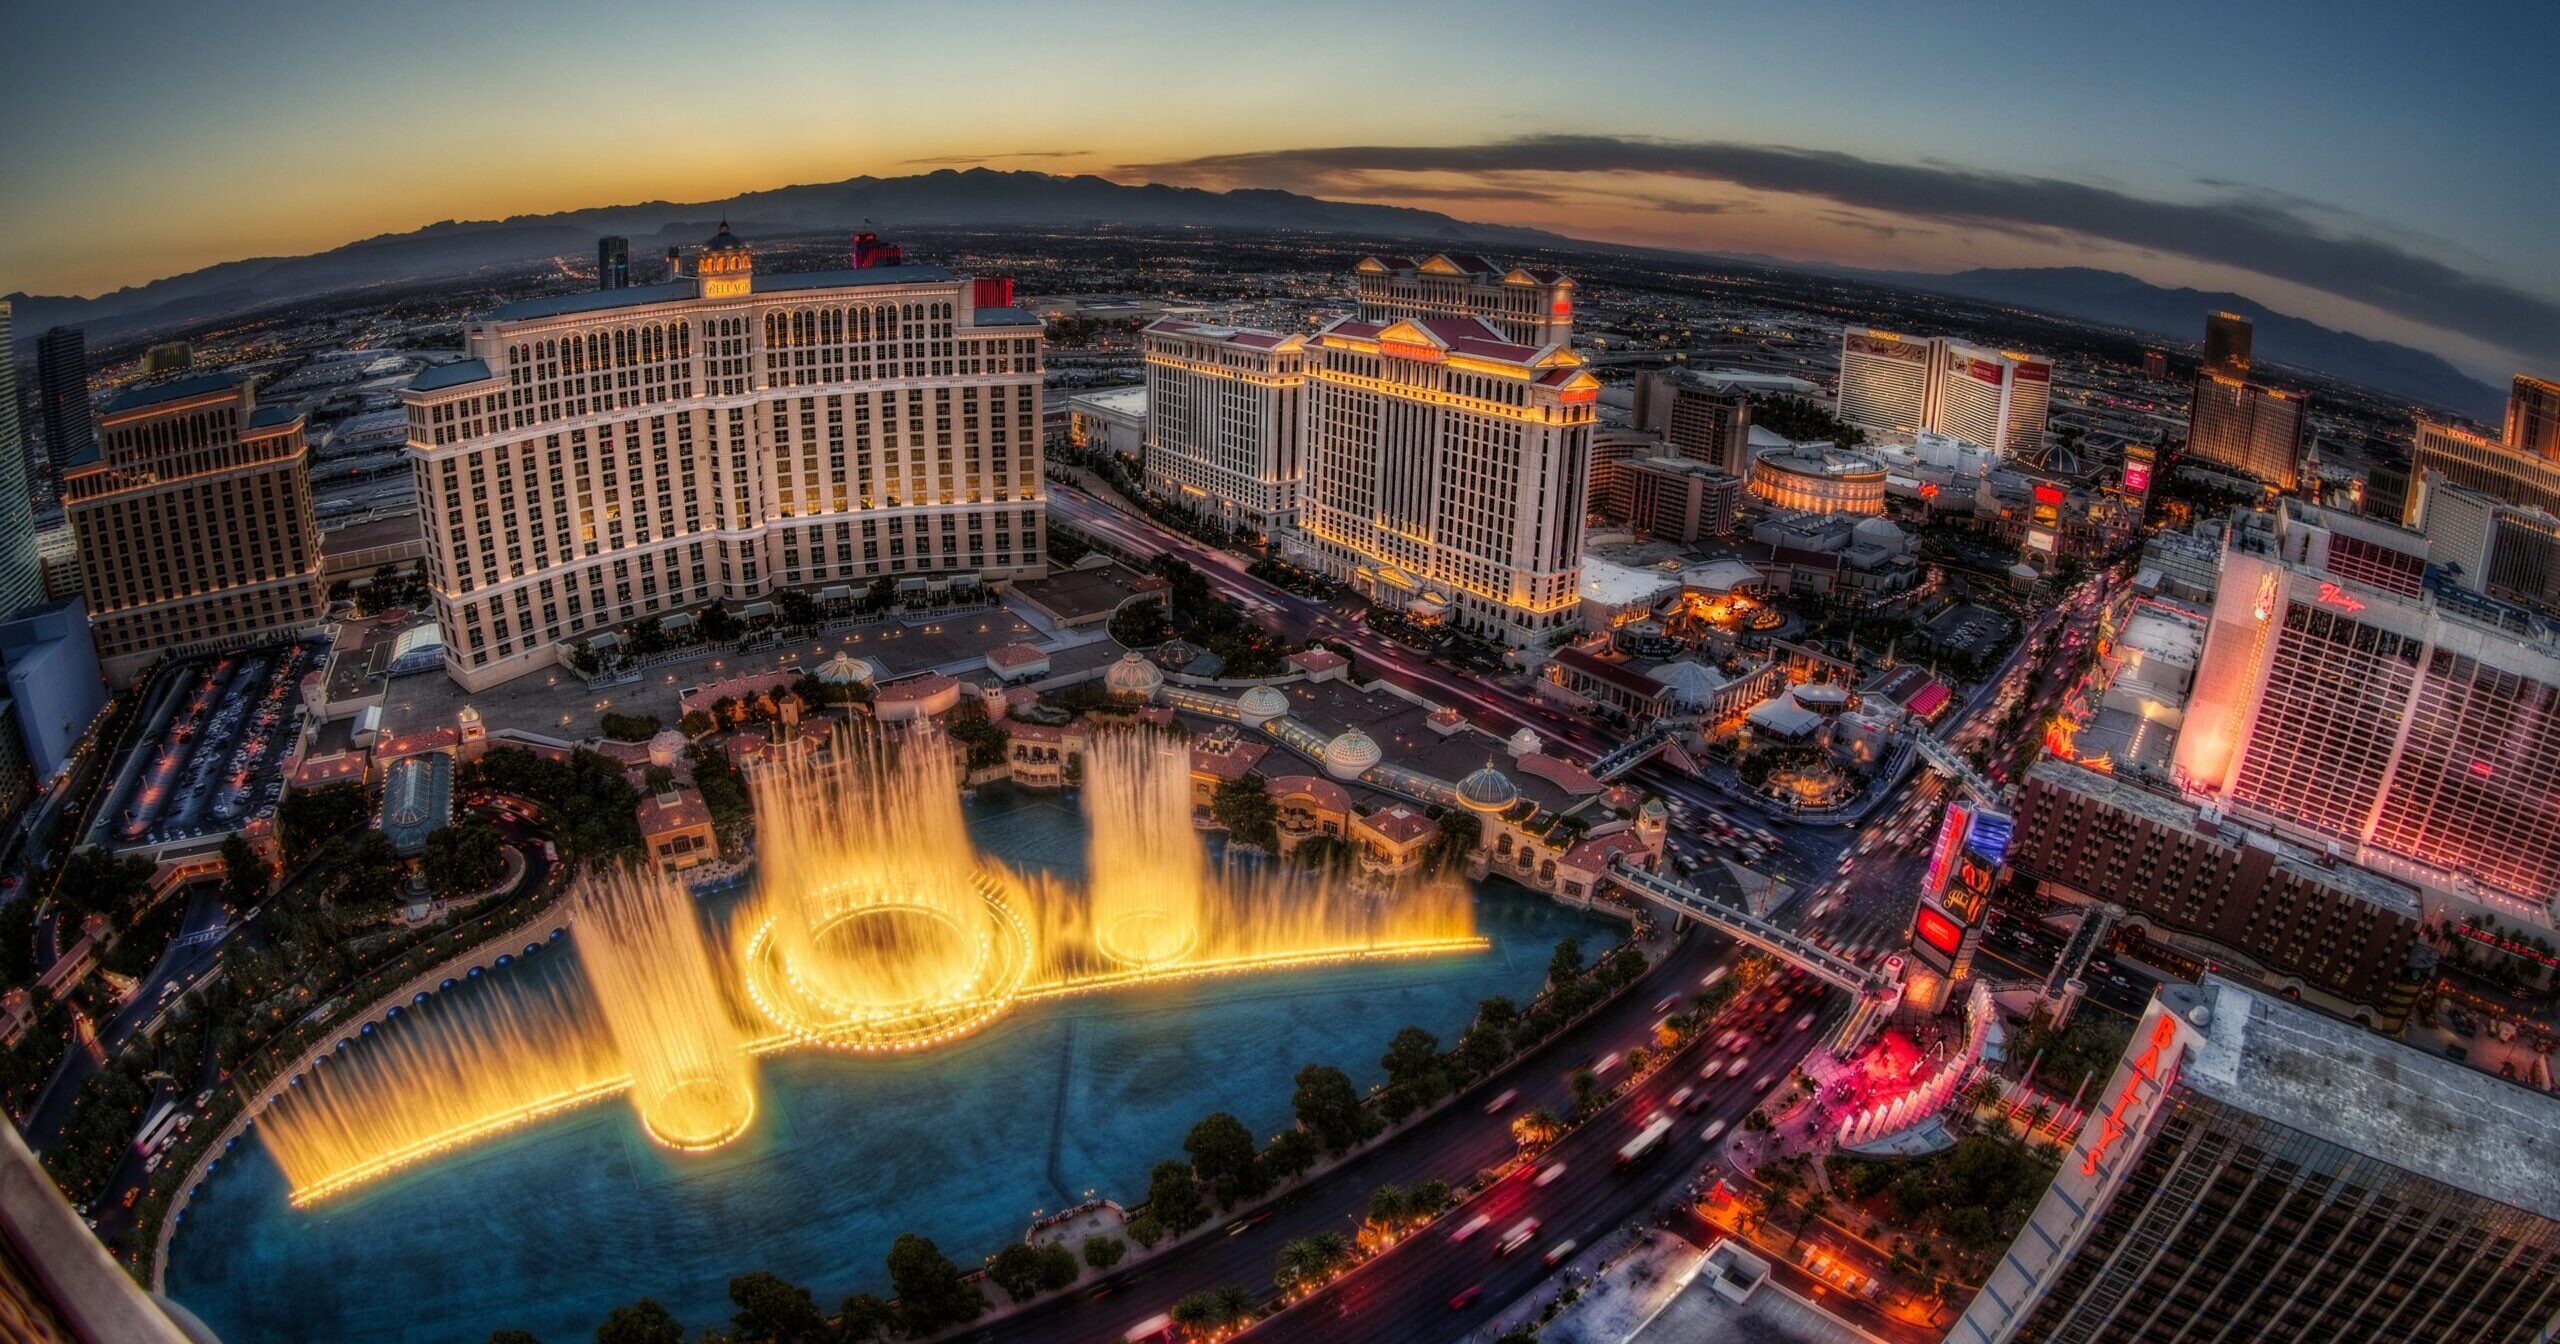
<box><xmin>1124</xmin><ymin>135</ymin><xmax>2559</xmax><ymax>362</ymax></box>
<box><xmin>896</xmin><ymin>149</ymin><xmax>1091</xmax><ymax>166</ymax></box>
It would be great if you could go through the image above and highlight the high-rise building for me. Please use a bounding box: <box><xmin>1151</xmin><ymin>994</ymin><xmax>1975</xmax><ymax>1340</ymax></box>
<box><xmin>405</xmin><ymin>224</ymin><xmax>1046</xmax><ymax>691</ymax></box>
<box><xmin>0</xmin><ymin>1124</ymin><xmax>200</xmax><ymax>1343</ymax></box>
<box><xmin>2141</xmin><ymin>350</ymin><xmax>2169</xmax><ymax>381</ymax></box>
<box><xmin>1958</xmin><ymin>976</ymin><xmax>2560</xmax><ymax>1344</ymax></box>
<box><xmin>2174</xmin><ymin>501</ymin><xmax>2560</xmax><ymax>905</ymax></box>
<box><xmin>138</xmin><ymin>341</ymin><xmax>192</xmax><ymax>378</ymax></box>
<box><xmin>2420</xmin><ymin>473</ymin><xmax>2560</xmax><ymax>618</ymax></box>
<box><xmin>69</xmin><ymin>373</ymin><xmax>325</xmax><ymax>680</ymax></box>
<box><xmin>0</xmin><ymin>303</ymin><xmax>35</xmax><ymax>616</ymax></box>
<box><xmin>1630</xmin><ymin>369</ymin><xmax>1679</xmax><ymax>434</ymax></box>
<box><xmin>1624</xmin><ymin>456</ymin><xmax>1741</xmax><ymax>545</ymax></box>
<box><xmin>1836</xmin><ymin>328</ymin><xmax>1935</xmax><ymax>439</ymax></box>
<box><xmin>1296</xmin><ymin>295</ymin><xmax>1597</xmax><ymax>646</ymax></box>
<box><xmin>597</xmin><ymin>236</ymin><xmax>630</xmax><ymax>291</ymax></box>
<box><xmin>1834</xmin><ymin>328</ymin><xmax>2051</xmax><ymax>455</ymax></box>
<box><xmin>2507</xmin><ymin>374</ymin><xmax>2559</xmax><ymax>461</ymax></box>
<box><xmin>34</xmin><ymin>325</ymin><xmax>92</xmax><ymax>476</ymax></box>
<box><xmin>1586</xmin><ymin>427</ymin><xmax>1653</xmax><ymax>523</ymax></box>
<box><xmin>1663</xmin><ymin>377</ymin><xmax>1751</xmax><ymax>476</ymax></box>
<box><xmin>1351</xmin><ymin>254</ymin><xmax>1573</xmax><ymax>349</ymax></box>
<box><xmin>2202</xmin><ymin>309</ymin><xmax>2253</xmax><ymax>374</ymax></box>
<box><xmin>2186</xmin><ymin>372</ymin><xmax>2309</xmax><ymax>489</ymax></box>
<box><xmin>1138</xmin><ymin>319</ymin><xmax>1307</xmax><ymax>537</ymax></box>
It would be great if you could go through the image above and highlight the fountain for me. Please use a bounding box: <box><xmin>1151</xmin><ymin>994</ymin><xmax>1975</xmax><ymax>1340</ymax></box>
<box><xmin>573</xmin><ymin>866</ymin><xmax>756</xmax><ymax>1151</ymax></box>
<box><xmin>252</xmin><ymin>720</ymin><xmax>1487</xmax><ymax>1207</ymax></box>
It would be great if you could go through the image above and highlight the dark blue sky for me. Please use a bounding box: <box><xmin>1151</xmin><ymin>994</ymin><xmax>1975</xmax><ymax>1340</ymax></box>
<box><xmin>1</xmin><ymin>0</ymin><xmax>2550</xmax><ymax>376</ymax></box>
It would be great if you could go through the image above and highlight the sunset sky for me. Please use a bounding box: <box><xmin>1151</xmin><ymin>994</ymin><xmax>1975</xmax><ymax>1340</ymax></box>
<box><xmin>2</xmin><ymin>0</ymin><xmax>2550</xmax><ymax>378</ymax></box>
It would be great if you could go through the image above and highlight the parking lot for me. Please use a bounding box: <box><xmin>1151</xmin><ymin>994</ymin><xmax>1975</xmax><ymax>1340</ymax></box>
<box><xmin>93</xmin><ymin>640</ymin><xmax>327</xmax><ymax>852</ymax></box>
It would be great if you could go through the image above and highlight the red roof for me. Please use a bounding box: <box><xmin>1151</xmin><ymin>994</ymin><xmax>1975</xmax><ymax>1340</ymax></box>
<box><xmin>1264</xmin><ymin>774</ymin><xmax>1350</xmax><ymax>812</ymax></box>
<box><xmin>986</xmin><ymin>644</ymin><xmax>1049</xmax><ymax>669</ymax></box>
<box><xmin>638</xmin><ymin>786</ymin><xmax>712</xmax><ymax>838</ymax></box>
<box><xmin>1562</xmin><ymin>829</ymin><xmax>1649</xmax><ymax>872</ymax></box>
<box><xmin>875</xmin><ymin>673</ymin><xmax>959</xmax><ymax>704</ymax></box>
<box><xmin>1906</xmin><ymin>682</ymin><xmax>1953</xmax><ymax>718</ymax></box>
<box><xmin>1289</xmin><ymin>649</ymin><xmax>1348</xmax><ymax>673</ymax></box>
<box><xmin>1190</xmin><ymin>737</ymin><xmax>1271</xmax><ymax>781</ymax></box>
<box><xmin>1359</xmin><ymin>805</ymin><xmax>1438</xmax><ymax>845</ymax></box>
<box><xmin>1519</xmin><ymin>753</ymin><xmax>1602</xmax><ymax>797</ymax></box>
<box><xmin>1554</xmin><ymin>646</ymin><xmax>1667</xmax><ymax>700</ymax></box>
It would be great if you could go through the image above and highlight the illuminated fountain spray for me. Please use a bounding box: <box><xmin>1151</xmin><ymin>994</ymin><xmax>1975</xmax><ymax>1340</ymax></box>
<box><xmin>1081</xmin><ymin>730</ymin><xmax>1207</xmax><ymax>967</ymax></box>
<box><xmin>571</xmin><ymin>865</ymin><xmax>756</xmax><ymax>1150</ymax></box>
<box><xmin>263</xmin><ymin>718</ymin><xmax>1491</xmax><ymax>1207</ymax></box>
<box><xmin>258</xmin><ymin>972</ymin><xmax>625</xmax><ymax>1207</ymax></box>
<box><xmin>740</xmin><ymin>724</ymin><xmax>1033</xmax><ymax>1051</ymax></box>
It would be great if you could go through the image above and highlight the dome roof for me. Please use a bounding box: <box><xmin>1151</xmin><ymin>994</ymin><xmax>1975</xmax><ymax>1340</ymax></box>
<box><xmin>1851</xmin><ymin>516</ymin><xmax>1907</xmax><ymax>546</ymax></box>
<box><xmin>703</xmin><ymin>221</ymin><xmax>747</xmax><ymax>251</ymax></box>
<box><xmin>816</xmin><ymin>653</ymin><xmax>875</xmax><ymax>685</ymax></box>
<box><xmin>1455</xmin><ymin>760</ymin><xmax>1519</xmax><ymax>813</ymax></box>
<box><xmin>1507</xmin><ymin>726</ymin><xmax>1544</xmax><ymax>759</ymax></box>
<box><xmin>1235</xmin><ymin>685</ymin><xmax>1290</xmax><ymax>721</ymax></box>
<box><xmin>1653</xmin><ymin>660</ymin><xmax>1725</xmax><ymax>707</ymax></box>
<box><xmin>1104</xmin><ymin>652</ymin><xmax>1165</xmax><ymax>696</ymax></box>
<box><xmin>1322</xmin><ymin>727</ymin><xmax>1382</xmax><ymax>780</ymax></box>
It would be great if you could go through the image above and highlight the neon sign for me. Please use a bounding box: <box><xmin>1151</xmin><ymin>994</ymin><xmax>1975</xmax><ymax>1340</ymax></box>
<box><xmin>2316</xmin><ymin>582</ymin><xmax>2366</xmax><ymax>613</ymax></box>
<box><xmin>1914</xmin><ymin>906</ymin><xmax>1965</xmax><ymax>957</ymax></box>
<box><xmin>2122</xmin><ymin>464</ymin><xmax>2151</xmax><ymax>493</ymax></box>
<box><xmin>1923</xmin><ymin>802</ymin><xmax>1972</xmax><ymax>899</ymax></box>
<box><xmin>2253</xmin><ymin>572</ymin><xmax>2280</xmax><ymax>624</ymax></box>
<box><xmin>2083</xmin><ymin>1014</ymin><xmax>2182</xmax><ymax>1176</ymax></box>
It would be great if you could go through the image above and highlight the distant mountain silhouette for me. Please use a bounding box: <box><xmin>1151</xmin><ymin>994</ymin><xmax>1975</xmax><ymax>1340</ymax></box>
<box><xmin>3</xmin><ymin>170</ymin><xmax>2505</xmax><ymax>418</ymax></box>
<box><xmin>1841</xmin><ymin>265</ymin><xmax>2504</xmax><ymax>419</ymax></box>
<box><xmin>1</xmin><ymin>168</ymin><xmax>1558</xmax><ymax>342</ymax></box>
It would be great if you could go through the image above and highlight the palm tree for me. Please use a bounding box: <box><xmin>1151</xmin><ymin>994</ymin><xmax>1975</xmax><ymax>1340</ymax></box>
<box><xmin>1171</xmin><ymin>1290</ymin><xmax>1222</xmax><ymax>1337</ymax></box>
<box><xmin>1569</xmin><ymin>1068</ymin><xmax>1601</xmax><ymax>1115</ymax></box>
<box><xmin>1211</xmin><ymin>1283</ymin><xmax>1259</xmax><ymax>1326</ymax></box>
<box><xmin>1511</xmin><ymin>1106</ymin><xmax>1564</xmax><ymax>1150</ymax></box>
<box><xmin>1366</xmin><ymin>1183</ymin><xmax>1410</xmax><ymax>1230</ymax></box>
<box><xmin>1790</xmin><ymin>1190</ymin><xmax>1832</xmax><ymax>1252</ymax></box>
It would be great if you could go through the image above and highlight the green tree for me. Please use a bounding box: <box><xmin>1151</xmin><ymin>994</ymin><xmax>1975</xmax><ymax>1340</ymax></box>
<box><xmin>278</xmin><ymin>782</ymin><xmax>373</xmax><ymax>862</ymax></box>
<box><xmin>1147</xmin><ymin>1158</ymin><xmax>1209</xmax><ymax>1234</ymax></box>
<box><xmin>1170</xmin><ymin>1290</ymin><xmax>1222</xmax><ymax>1336</ymax></box>
<box><xmin>1255</xmin><ymin>1126</ymin><xmax>1321</xmax><ymax>1186</ymax></box>
<box><xmin>988</xmin><ymin>1243</ymin><xmax>1047</xmax><ymax>1304</ymax></box>
<box><xmin>727</xmin><ymin>1271</ymin><xmax>826</xmax><ymax>1343</ymax></box>
<box><xmin>1569</xmin><ymin>1068</ymin><xmax>1602</xmax><ymax>1116</ymax></box>
<box><xmin>1184</xmin><ymin>1111</ymin><xmax>1262</xmax><ymax>1207</ymax></box>
<box><xmin>591</xmin><ymin>1298</ymin><xmax>683</xmax><ymax>1344</ymax></box>
<box><xmin>1366</xmin><ymin>1183</ymin><xmax>1410</xmax><ymax>1228</ymax></box>
<box><xmin>835</xmin><ymin>1293</ymin><xmax>894</xmax><ymax>1342</ymax></box>
<box><xmin>1546</xmin><ymin>937</ymin><xmax>1585</xmax><ymax>987</ymax></box>
<box><xmin>1124</xmin><ymin>1212</ymin><xmax>1166</xmax><ymax>1249</ymax></box>
<box><xmin>1082</xmin><ymin>1234</ymin><xmax>1126</xmax><ymax>1271</ymax></box>
<box><xmin>1274</xmin><ymin>1231</ymin><xmax>1351</xmax><ymax>1291</ymax></box>
<box><xmin>1211</xmin><ymin>1285</ymin><xmax>1258</xmax><ymax>1326</ymax></box>
<box><xmin>1035</xmin><ymin>1241</ymin><xmax>1080</xmax><ymax>1292</ymax></box>
<box><xmin>1379</xmin><ymin>1026</ymin><xmax>1442</xmax><ymax>1090</ymax></box>
<box><xmin>52</xmin><ymin>846</ymin><xmax>156</xmax><ymax>918</ymax></box>
<box><xmin>1291</xmin><ymin>1063</ymin><xmax>1375</xmax><ymax>1153</ymax></box>
<box><xmin>1211</xmin><ymin>773</ymin><xmax>1280</xmax><ymax>850</ymax></box>
<box><xmin>884</xmin><ymin>1234</ymin><xmax>982</xmax><ymax>1336</ymax></box>
<box><xmin>1413</xmin><ymin>1178</ymin><xmax>1451</xmax><ymax>1214</ymax></box>
<box><xmin>220</xmin><ymin>832</ymin><xmax>267</xmax><ymax>907</ymax></box>
<box><xmin>599</xmin><ymin>711</ymin><xmax>663</xmax><ymax>742</ymax></box>
<box><xmin>422</xmin><ymin>817</ymin><xmax>508</xmax><ymax>899</ymax></box>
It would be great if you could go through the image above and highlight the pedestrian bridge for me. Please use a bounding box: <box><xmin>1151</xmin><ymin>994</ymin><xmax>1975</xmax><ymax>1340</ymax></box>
<box><xmin>1907</xmin><ymin>728</ymin><xmax>2003</xmax><ymax>804</ymax></box>
<box><xmin>1605</xmin><ymin>860</ymin><xmax>1879</xmax><ymax>997</ymax></box>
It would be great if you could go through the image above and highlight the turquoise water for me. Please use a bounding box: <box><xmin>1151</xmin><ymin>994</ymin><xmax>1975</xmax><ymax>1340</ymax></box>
<box><xmin>166</xmin><ymin>788</ymin><xmax>1618</xmax><ymax>1344</ymax></box>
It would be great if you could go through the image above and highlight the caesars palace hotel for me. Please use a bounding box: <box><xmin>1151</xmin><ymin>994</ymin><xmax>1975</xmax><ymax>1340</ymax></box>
<box><xmin>403</xmin><ymin>225</ymin><xmax>1045</xmax><ymax>691</ymax></box>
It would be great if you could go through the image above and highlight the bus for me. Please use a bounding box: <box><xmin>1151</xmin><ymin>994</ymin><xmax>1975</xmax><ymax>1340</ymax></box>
<box><xmin>1121</xmin><ymin>1312</ymin><xmax>1173</xmax><ymax>1342</ymax></box>
<box><xmin>134</xmin><ymin>1102</ymin><xmax>180</xmax><ymax>1154</ymax></box>
<box><xmin>1616</xmin><ymin>1116</ymin><xmax>1675</xmax><ymax>1170</ymax></box>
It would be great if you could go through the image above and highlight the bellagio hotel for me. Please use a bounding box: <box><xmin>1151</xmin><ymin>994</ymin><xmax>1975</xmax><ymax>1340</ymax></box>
<box><xmin>404</xmin><ymin>224</ymin><xmax>1045</xmax><ymax>691</ymax></box>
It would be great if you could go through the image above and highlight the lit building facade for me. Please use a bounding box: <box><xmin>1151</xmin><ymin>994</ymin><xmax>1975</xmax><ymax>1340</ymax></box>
<box><xmin>2202</xmin><ymin>309</ymin><xmax>2253</xmax><ymax>375</ymax></box>
<box><xmin>1626</xmin><ymin>456</ymin><xmax>1742</xmax><ymax>544</ymax></box>
<box><xmin>1296</xmin><ymin>313</ymin><xmax>1596</xmax><ymax>646</ymax></box>
<box><xmin>1748</xmin><ymin>447</ymin><xmax>1887</xmax><ymax>515</ymax></box>
<box><xmin>2187</xmin><ymin>372</ymin><xmax>2308</xmax><ymax>489</ymax></box>
<box><xmin>0</xmin><ymin>302</ymin><xmax>36</xmax><ymax>617</ymax></box>
<box><xmin>68</xmin><ymin>374</ymin><xmax>324</xmax><ymax>680</ymax></box>
<box><xmin>1835</xmin><ymin>327</ymin><xmax>2051</xmax><ymax>455</ymax></box>
<box><xmin>1138</xmin><ymin>319</ymin><xmax>1306</xmax><ymax>536</ymax></box>
<box><xmin>404</xmin><ymin>225</ymin><xmax>1045</xmax><ymax>691</ymax></box>
<box><xmin>1352</xmin><ymin>254</ymin><xmax>1572</xmax><ymax>349</ymax></box>
<box><xmin>2412</xmin><ymin>374</ymin><xmax>2560</xmax><ymax>521</ymax></box>
<box><xmin>2174</xmin><ymin>503</ymin><xmax>2560</xmax><ymax>907</ymax></box>
<box><xmin>1957</xmin><ymin>977</ymin><xmax>2560</xmax><ymax>1344</ymax></box>
<box><xmin>1663</xmin><ymin>377</ymin><xmax>1751</xmax><ymax>476</ymax></box>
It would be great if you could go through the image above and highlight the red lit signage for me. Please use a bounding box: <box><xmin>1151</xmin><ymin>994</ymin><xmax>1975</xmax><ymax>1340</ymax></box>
<box><xmin>2033</xmin><ymin>482</ymin><xmax>2067</xmax><ymax>507</ymax></box>
<box><xmin>2122</xmin><ymin>464</ymin><xmax>2151</xmax><ymax>493</ymax></box>
<box><xmin>1378</xmin><ymin>340</ymin><xmax>1443</xmax><ymax>363</ymax></box>
<box><xmin>1918</xmin><ymin>481</ymin><xmax>1942</xmax><ymax>500</ymax></box>
<box><xmin>1914</xmin><ymin>906</ymin><xmax>1965</xmax><ymax>957</ymax></box>
<box><xmin>2316</xmin><ymin>582</ymin><xmax>2366</xmax><ymax>613</ymax></box>
<box><xmin>2083</xmin><ymin>1014</ymin><xmax>2182</xmax><ymax>1176</ymax></box>
<box><xmin>1922</xmin><ymin>803</ymin><xmax>1972</xmax><ymax>899</ymax></box>
<box><xmin>1550</xmin><ymin>299</ymin><xmax>1572</xmax><ymax>317</ymax></box>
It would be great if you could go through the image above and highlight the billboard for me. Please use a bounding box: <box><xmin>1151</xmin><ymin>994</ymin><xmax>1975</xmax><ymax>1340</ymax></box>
<box><xmin>1914</xmin><ymin>905</ymin><xmax>1966</xmax><ymax>957</ymax></box>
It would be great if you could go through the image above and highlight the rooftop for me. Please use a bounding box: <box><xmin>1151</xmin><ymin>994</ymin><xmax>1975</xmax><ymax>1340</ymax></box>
<box><xmin>408</xmin><ymin>359</ymin><xmax>493</xmax><ymax>393</ymax></box>
<box><xmin>1069</xmin><ymin>385</ymin><xmax>1147</xmax><ymax>418</ymax></box>
<box><xmin>2187</xmin><ymin>976</ymin><xmax>2560</xmax><ymax>1222</ymax></box>
<box><xmin>2027</xmin><ymin>760</ymin><xmax>2421</xmax><ymax>916</ymax></box>
<box><xmin>101</xmin><ymin>372</ymin><xmax>239</xmax><ymax>415</ymax></box>
<box><xmin>484</xmin><ymin>266</ymin><xmax>957</xmax><ymax>323</ymax></box>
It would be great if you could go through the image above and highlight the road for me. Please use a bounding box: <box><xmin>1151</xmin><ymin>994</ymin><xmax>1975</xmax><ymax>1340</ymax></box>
<box><xmin>1250</xmin><ymin>978</ymin><xmax>1840</xmax><ymax>1344</ymax></box>
<box><xmin>967</xmin><ymin>927</ymin><xmax>1780</xmax><ymax>1344</ymax></box>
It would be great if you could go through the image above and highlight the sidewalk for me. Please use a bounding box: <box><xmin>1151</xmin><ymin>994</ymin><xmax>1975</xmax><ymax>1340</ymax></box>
<box><xmin>1469</xmin><ymin>1227</ymin><xmax>1700</xmax><ymax>1344</ymax></box>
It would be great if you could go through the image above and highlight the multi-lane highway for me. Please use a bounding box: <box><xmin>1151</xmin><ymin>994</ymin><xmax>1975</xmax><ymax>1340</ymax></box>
<box><xmin>1250</xmin><ymin>975</ymin><xmax>1837</xmax><ymax>1344</ymax></box>
<box><xmin>964</xmin><ymin>929</ymin><xmax>1805</xmax><ymax>1344</ymax></box>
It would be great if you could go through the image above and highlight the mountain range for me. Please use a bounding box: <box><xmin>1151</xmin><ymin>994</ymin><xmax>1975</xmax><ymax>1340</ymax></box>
<box><xmin>3</xmin><ymin>168</ymin><xmax>2504</xmax><ymax>419</ymax></box>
